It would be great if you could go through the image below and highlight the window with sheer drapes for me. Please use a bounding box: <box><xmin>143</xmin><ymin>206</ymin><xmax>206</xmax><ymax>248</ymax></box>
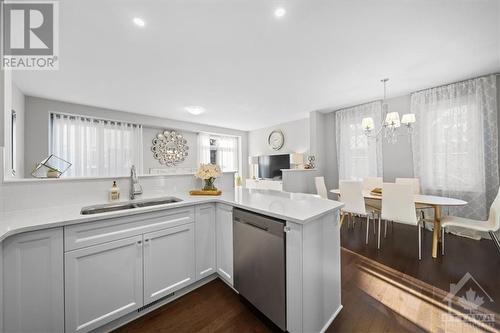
<box><xmin>335</xmin><ymin>101</ymin><xmax>383</xmax><ymax>181</ymax></box>
<box><xmin>51</xmin><ymin>113</ymin><xmax>143</xmax><ymax>177</ymax></box>
<box><xmin>216</xmin><ymin>135</ymin><xmax>239</xmax><ymax>172</ymax></box>
<box><xmin>411</xmin><ymin>75</ymin><xmax>498</xmax><ymax>220</ymax></box>
<box><xmin>197</xmin><ymin>132</ymin><xmax>211</xmax><ymax>165</ymax></box>
<box><xmin>197</xmin><ymin>133</ymin><xmax>239</xmax><ymax>172</ymax></box>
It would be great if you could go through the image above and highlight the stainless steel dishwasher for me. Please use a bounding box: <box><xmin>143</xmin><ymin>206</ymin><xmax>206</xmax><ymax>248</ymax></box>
<box><xmin>233</xmin><ymin>208</ymin><xmax>286</xmax><ymax>331</ymax></box>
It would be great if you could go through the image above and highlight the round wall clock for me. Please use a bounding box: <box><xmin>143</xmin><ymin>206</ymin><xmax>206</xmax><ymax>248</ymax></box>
<box><xmin>268</xmin><ymin>130</ymin><xmax>285</xmax><ymax>150</ymax></box>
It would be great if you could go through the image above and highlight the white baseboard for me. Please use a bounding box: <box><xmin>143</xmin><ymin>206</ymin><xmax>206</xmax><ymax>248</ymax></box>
<box><xmin>95</xmin><ymin>274</ymin><xmax>218</xmax><ymax>333</ymax></box>
<box><xmin>319</xmin><ymin>305</ymin><xmax>343</xmax><ymax>333</ymax></box>
<box><xmin>90</xmin><ymin>274</ymin><xmax>339</xmax><ymax>333</ymax></box>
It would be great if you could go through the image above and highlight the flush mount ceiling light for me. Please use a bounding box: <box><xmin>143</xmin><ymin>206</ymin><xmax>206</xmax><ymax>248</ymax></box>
<box><xmin>274</xmin><ymin>7</ymin><xmax>286</xmax><ymax>18</ymax></box>
<box><xmin>133</xmin><ymin>17</ymin><xmax>145</xmax><ymax>27</ymax></box>
<box><xmin>184</xmin><ymin>106</ymin><xmax>206</xmax><ymax>115</ymax></box>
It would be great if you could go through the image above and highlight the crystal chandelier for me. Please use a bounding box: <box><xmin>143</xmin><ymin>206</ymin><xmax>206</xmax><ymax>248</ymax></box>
<box><xmin>362</xmin><ymin>78</ymin><xmax>416</xmax><ymax>144</ymax></box>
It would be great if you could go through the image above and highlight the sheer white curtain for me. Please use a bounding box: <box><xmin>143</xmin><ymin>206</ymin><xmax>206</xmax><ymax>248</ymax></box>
<box><xmin>335</xmin><ymin>101</ymin><xmax>383</xmax><ymax>180</ymax></box>
<box><xmin>411</xmin><ymin>75</ymin><xmax>498</xmax><ymax>220</ymax></box>
<box><xmin>216</xmin><ymin>136</ymin><xmax>239</xmax><ymax>172</ymax></box>
<box><xmin>197</xmin><ymin>132</ymin><xmax>211</xmax><ymax>165</ymax></box>
<box><xmin>51</xmin><ymin>113</ymin><xmax>143</xmax><ymax>177</ymax></box>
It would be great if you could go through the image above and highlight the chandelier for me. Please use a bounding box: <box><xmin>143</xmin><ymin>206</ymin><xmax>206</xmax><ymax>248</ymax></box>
<box><xmin>362</xmin><ymin>78</ymin><xmax>416</xmax><ymax>144</ymax></box>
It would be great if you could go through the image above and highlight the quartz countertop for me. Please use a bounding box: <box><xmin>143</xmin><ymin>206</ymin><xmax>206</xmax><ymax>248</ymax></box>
<box><xmin>0</xmin><ymin>188</ymin><xmax>343</xmax><ymax>242</ymax></box>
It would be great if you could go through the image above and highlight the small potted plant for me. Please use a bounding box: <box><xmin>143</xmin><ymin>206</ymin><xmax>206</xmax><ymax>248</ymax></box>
<box><xmin>195</xmin><ymin>163</ymin><xmax>222</xmax><ymax>191</ymax></box>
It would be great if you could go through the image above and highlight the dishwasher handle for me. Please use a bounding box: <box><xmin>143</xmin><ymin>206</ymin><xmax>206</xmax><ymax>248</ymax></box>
<box><xmin>235</xmin><ymin>218</ymin><xmax>269</xmax><ymax>232</ymax></box>
<box><xmin>233</xmin><ymin>209</ymin><xmax>284</xmax><ymax>237</ymax></box>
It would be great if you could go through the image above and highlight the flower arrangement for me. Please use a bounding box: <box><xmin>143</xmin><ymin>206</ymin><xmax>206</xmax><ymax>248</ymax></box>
<box><xmin>195</xmin><ymin>163</ymin><xmax>222</xmax><ymax>191</ymax></box>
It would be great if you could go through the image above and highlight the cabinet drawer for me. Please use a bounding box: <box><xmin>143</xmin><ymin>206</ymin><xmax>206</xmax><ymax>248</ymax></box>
<box><xmin>65</xmin><ymin>207</ymin><xmax>195</xmax><ymax>251</ymax></box>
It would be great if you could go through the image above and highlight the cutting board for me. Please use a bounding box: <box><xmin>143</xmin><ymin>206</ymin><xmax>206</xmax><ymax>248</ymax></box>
<box><xmin>189</xmin><ymin>190</ymin><xmax>222</xmax><ymax>196</ymax></box>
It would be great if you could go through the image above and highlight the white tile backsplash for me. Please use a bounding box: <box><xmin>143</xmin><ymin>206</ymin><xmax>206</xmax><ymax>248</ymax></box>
<box><xmin>0</xmin><ymin>148</ymin><xmax>235</xmax><ymax>212</ymax></box>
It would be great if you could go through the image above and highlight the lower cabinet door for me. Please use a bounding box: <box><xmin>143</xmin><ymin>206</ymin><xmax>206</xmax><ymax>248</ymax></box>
<box><xmin>3</xmin><ymin>228</ymin><xmax>64</xmax><ymax>333</ymax></box>
<box><xmin>195</xmin><ymin>204</ymin><xmax>216</xmax><ymax>280</ymax></box>
<box><xmin>216</xmin><ymin>204</ymin><xmax>234</xmax><ymax>285</ymax></box>
<box><xmin>143</xmin><ymin>223</ymin><xmax>195</xmax><ymax>304</ymax></box>
<box><xmin>64</xmin><ymin>235</ymin><xmax>144</xmax><ymax>333</ymax></box>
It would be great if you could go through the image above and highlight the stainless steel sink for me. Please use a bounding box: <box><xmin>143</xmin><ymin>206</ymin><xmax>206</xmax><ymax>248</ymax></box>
<box><xmin>81</xmin><ymin>197</ymin><xmax>183</xmax><ymax>215</ymax></box>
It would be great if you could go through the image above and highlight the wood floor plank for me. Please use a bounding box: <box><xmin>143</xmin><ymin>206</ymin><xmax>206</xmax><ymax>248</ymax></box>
<box><xmin>114</xmin><ymin>219</ymin><xmax>499</xmax><ymax>333</ymax></box>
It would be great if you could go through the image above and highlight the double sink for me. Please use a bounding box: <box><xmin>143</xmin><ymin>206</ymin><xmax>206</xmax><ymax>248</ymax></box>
<box><xmin>81</xmin><ymin>197</ymin><xmax>183</xmax><ymax>215</ymax></box>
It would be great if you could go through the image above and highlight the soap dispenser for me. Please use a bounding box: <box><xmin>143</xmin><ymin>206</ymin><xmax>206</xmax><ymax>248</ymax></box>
<box><xmin>109</xmin><ymin>181</ymin><xmax>120</xmax><ymax>201</ymax></box>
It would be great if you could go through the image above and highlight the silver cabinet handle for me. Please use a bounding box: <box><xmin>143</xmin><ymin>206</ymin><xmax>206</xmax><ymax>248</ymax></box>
<box><xmin>284</xmin><ymin>226</ymin><xmax>291</xmax><ymax>233</ymax></box>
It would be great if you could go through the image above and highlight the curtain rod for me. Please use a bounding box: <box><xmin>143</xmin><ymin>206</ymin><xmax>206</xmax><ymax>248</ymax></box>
<box><xmin>413</xmin><ymin>73</ymin><xmax>500</xmax><ymax>94</ymax></box>
<box><xmin>50</xmin><ymin>111</ymin><xmax>141</xmax><ymax>127</ymax></box>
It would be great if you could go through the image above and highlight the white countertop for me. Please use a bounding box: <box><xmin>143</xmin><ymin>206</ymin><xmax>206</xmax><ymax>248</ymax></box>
<box><xmin>0</xmin><ymin>188</ymin><xmax>343</xmax><ymax>242</ymax></box>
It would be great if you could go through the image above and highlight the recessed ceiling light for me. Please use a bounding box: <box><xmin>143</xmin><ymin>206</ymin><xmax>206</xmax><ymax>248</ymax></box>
<box><xmin>133</xmin><ymin>17</ymin><xmax>145</xmax><ymax>27</ymax></box>
<box><xmin>274</xmin><ymin>7</ymin><xmax>286</xmax><ymax>18</ymax></box>
<box><xmin>185</xmin><ymin>106</ymin><xmax>206</xmax><ymax>115</ymax></box>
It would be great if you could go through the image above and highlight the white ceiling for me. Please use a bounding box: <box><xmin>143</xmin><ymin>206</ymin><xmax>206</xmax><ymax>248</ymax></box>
<box><xmin>12</xmin><ymin>0</ymin><xmax>500</xmax><ymax>131</ymax></box>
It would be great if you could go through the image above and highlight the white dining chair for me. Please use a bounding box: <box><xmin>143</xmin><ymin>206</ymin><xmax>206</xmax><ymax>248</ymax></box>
<box><xmin>441</xmin><ymin>189</ymin><xmax>500</xmax><ymax>256</ymax></box>
<box><xmin>395</xmin><ymin>178</ymin><xmax>432</xmax><ymax>227</ymax></box>
<box><xmin>363</xmin><ymin>177</ymin><xmax>383</xmax><ymax>210</ymax></box>
<box><xmin>340</xmin><ymin>180</ymin><xmax>378</xmax><ymax>244</ymax></box>
<box><xmin>314</xmin><ymin>177</ymin><xmax>328</xmax><ymax>199</ymax></box>
<box><xmin>380</xmin><ymin>183</ymin><xmax>424</xmax><ymax>260</ymax></box>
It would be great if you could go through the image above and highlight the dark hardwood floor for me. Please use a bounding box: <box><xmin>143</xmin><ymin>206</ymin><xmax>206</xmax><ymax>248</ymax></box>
<box><xmin>341</xmin><ymin>217</ymin><xmax>500</xmax><ymax>315</ymax></box>
<box><xmin>114</xmin><ymin>278</ymin><xmax>274</xmax><ymax>333</ymax></box>
<box><xmin>114</xmin><ymin>220</ymin><xmax>500</xmax><ymax>333</ymax></box>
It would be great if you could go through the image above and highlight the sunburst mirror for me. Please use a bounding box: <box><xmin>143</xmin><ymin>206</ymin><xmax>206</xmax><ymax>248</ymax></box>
<box><xmin>151</xmin><ymin>130</ymin><xmax>189</xmax><ymax>166</ymax></box>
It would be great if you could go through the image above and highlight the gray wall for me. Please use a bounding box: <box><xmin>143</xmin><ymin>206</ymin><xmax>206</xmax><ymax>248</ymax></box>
<box><xmin>11</xmin><ymin>83</ymin><xmax>25</xmax><ymax>178</ymax></box>
<box><xmin>23</xmin><ymin>96</ymin><xmax>248</xmax><ymax>178</ymax></box>
<box><xmin>324</xmin><ymin>112</ymin><xmax>338</xmax><ymax>196</ymax></box>
<box><xmin>2</xmin><ymin>74</ymin><xmax>26</xmax><ymax>179</ymax></box>
<box><xmin>323</xmin><ymin>94</ymin><xmax>415</xmax><ymax>185</ymax></box>
<box><xmin>380</xmin><ymin>78</ymin><xmax>500</xmax><ymax>182</ymax></box>
<box><xmin>248</xmin><ymin>118</ymin><xmax>309</xmax><ymax>157</ymax></box>
<box><xmin>0</xmin><ymin>70</ymin><xmax>5</xmax><ymax>148</ymax></box>
<box><xmin>309</xmin><ymin>111</ymin><xmax>326</xmax><ymax>173</ymax></box>
<box><xmin>380</xmin><ymin>94</ymin><xmax>414</xmax><ymax>182</ymax></box>
<box><xmin>142</xmin><ymin>127</ymin><xmax>198</xmax><ymax>173</ymax></box>
<box><xmin>497</xmin><ymin>76</ymin><xmax>500</xmax><ymax>239</ymax></box>
<box><xmin>247</xmin><ymin>117</ymin><xmax>313</xmax><ymax>192</ymax></box>
<box><xmin>324</xmin><ymin>75</ymin><xmax>500</xmax><ymax>189</ymax></box>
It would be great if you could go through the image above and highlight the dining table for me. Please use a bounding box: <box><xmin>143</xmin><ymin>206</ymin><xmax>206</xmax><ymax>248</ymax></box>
<box><xmin>330</xmin><ymin>189</ymin><xmax>468</xmax><ymax>258</ymax></box>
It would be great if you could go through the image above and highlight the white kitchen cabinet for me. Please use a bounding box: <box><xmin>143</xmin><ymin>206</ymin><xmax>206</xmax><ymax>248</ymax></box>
<box><xmin>216</xmin><ymin>203</ymin><xmax>234</xmax><ymax>285</ymax></box>
<box><xmin>143</xmin><ymin>223</ymin><xmax>195</xmax><ymax>304</ymax></box>
<box><xmin>195</xmin><ymin>204</ymin><xmax>216</xmax><ymax>280</ymax></box>
<box><xmin>65</xmin><ymin>207</ymin><xmax>195</xmax><ymax>251</ymax></box>
<box><xmin>2</xmin><ymin>228</ymin><xmax>64</xmax><ymax>333</ymax></box>
<box><xmin>65</xmin><ymin>235</ymin><xmax>143</xmax><ymax>333</ymax></box>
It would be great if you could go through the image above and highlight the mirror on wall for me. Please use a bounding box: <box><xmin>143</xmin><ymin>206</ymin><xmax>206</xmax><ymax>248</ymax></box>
<box><xmin>4</xmin><ymin>72</ymin><xmax>240</xmax><ymax>180</ymax></box>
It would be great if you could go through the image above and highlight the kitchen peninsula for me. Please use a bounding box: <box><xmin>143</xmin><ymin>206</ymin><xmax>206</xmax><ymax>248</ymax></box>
<box><xmin>0</xmin><ymin>188</ymin><xmax>343</xmax><ymax>333</ymax></box>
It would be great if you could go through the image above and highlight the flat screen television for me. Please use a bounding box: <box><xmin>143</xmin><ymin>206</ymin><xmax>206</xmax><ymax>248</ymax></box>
<box><xmin>258</xmin><ymin>154</ymin><xmax>290</xmax><ymax>180</ymax></box>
